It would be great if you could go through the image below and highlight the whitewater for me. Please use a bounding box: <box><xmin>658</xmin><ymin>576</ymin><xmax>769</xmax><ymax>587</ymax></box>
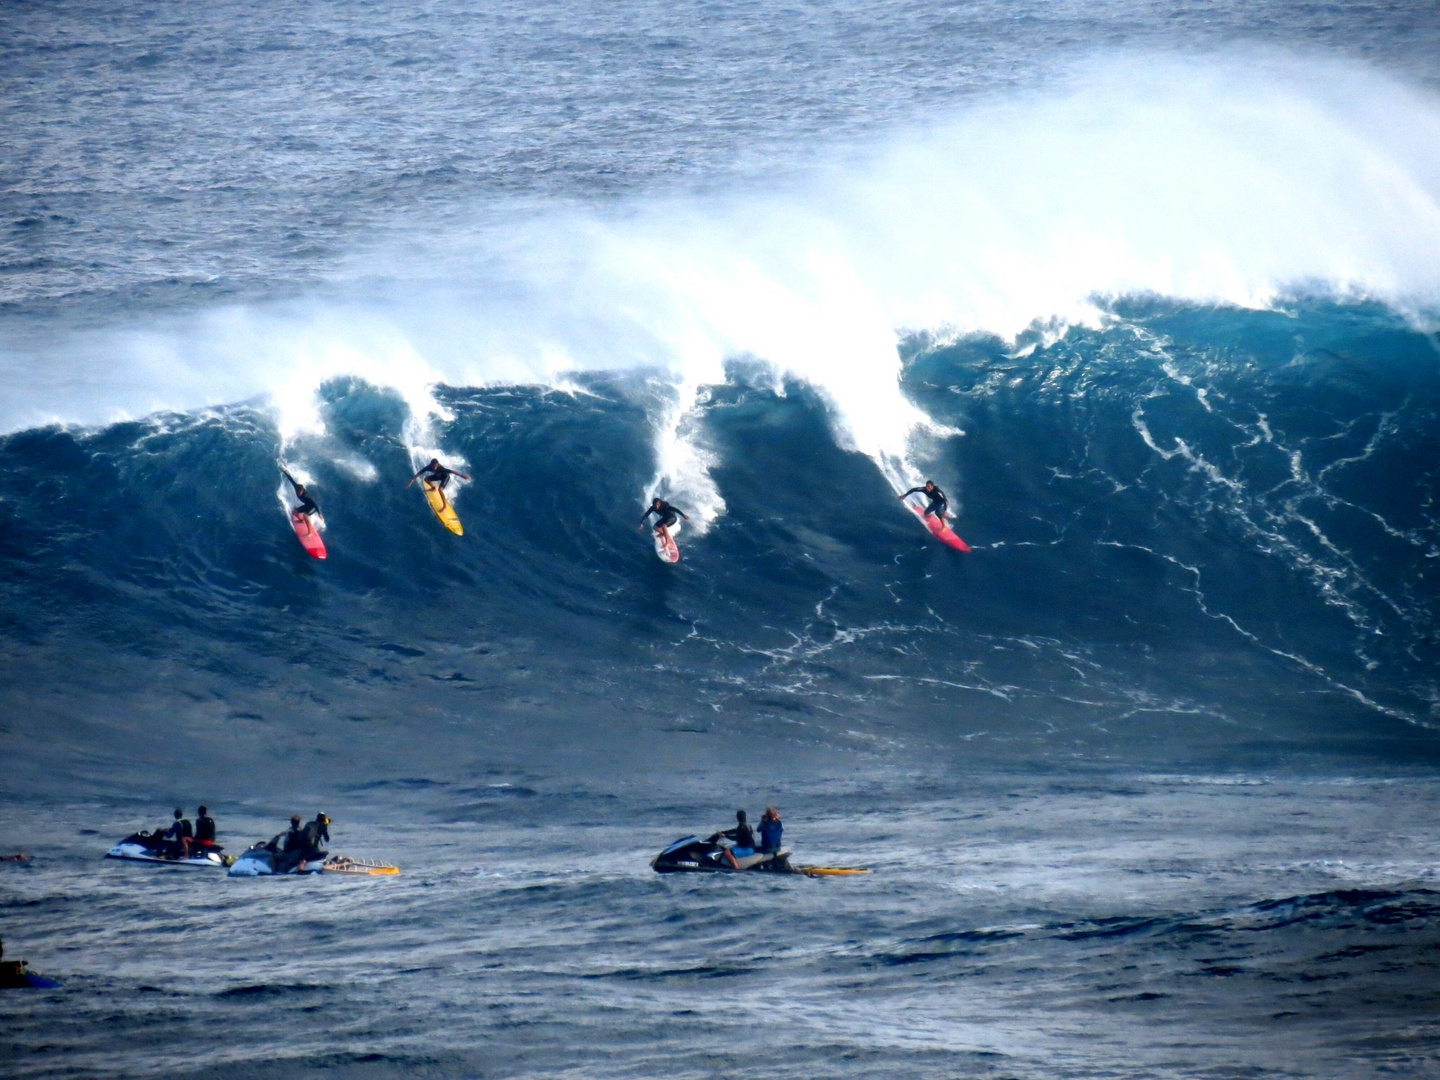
<box><xmin>4</xmin><ymin>1</ymin><xmax>1440</xmax><ymax>1077</ymax></box>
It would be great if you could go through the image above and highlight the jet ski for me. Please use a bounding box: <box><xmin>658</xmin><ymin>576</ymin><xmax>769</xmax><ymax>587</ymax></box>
<box><xmin>651</xmin><ymin>834</ymin><xmax>872</xmax><ymax>877</ymax></box>
<box><xmin>0</xmin><ymin>964</ymin><xmax>61</xmax><ymax>990</ymax></box>
<box><xmin>651</xmin><ymin>834</ymin><xmax>801</xmax><ymax>874</ymax></box>
<box><xmin>106</xmin><ymin>831</ymin><xmax>227</xmax><ymax>868</ymax></box>
<box><xmin>228</xmin><ymin>834</ymin><xmax>399</xmax><ymax>877</ymax></box>
<box><xmin>1</xmin><ymin>937</ymin><xmax>61</xmax><ymax>989</ymax></box>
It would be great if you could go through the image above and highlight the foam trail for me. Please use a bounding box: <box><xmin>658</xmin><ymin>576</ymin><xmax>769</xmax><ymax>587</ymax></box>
<box><xmin>644</xmin><ymin>382</ymin><xmax>726</xmax><ymax>535</ymax></box>
<box><xmin>6</xmin><ymin>52</ymin><xmax>1440</xmax><ymax>518</ymax></box>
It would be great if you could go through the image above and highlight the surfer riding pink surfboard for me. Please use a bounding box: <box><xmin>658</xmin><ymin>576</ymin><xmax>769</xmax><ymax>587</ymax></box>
<box><xmin>640</xmin><ymin>497</ymin><xmax>688</xmax><ymax>563</ymax></box>
<box><xmin>900</xmin><ymin>480</ymin><xmax>970</xmax><ymax>552</ymax></box>
<box><xmin>281</xmin><ymin>467</ymin><xmax>327</xmax><ymax>559</ymax></box>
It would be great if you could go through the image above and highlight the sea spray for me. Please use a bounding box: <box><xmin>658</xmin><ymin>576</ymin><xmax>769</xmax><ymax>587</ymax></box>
<box><xmin>4</xmin><ymin>53</ymin><xmax>1439</xmax><ymax>516</ymax></box>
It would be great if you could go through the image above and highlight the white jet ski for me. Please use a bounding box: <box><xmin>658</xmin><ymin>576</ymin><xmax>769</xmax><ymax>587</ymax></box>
<box><xmin>106</xmin><ymin>831</ymin><xmax>227</xmax><ymax>868</ymax></box>
<box><xmin>228</xmin><ymin>834</ymin><xmax>398</xmax><ymax>877</ymax></box>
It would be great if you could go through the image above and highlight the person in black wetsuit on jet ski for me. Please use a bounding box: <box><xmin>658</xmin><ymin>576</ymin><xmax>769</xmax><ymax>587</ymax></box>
<box><xmin>271</xmin><ymin>813</ymin><xmax>327</xmax><ymax>871</ymax></box>
<box><xmin>281</xmin><ymin>469</ymin><xmax>319</xmax><ymax>518</ymax></box>
<box><xmin>722</xmin><ymin>810</ymin><xmax>757</xmax><ymax>857</ymax></box>
<box><xmin>639</xmin><ymin>497</ymin><xmax>689</xmax><ymax>541</ymax></box>
<box><xmin>194</xmin><ymin>806</ymin><xmax>217</xmax><ymax>849</ymax></box>
<box><xmin>300</xmin><ymin>813</ymin><xmax>330</xmax><ymax>863</ymax></box>
<box><xmin>407</xmin><ymin>458</ymin><xmax>470</xmax><ymax>512</ymax></box>
<box><xmin>900</xmin><ymin>480</ymin><xmax>948</xmax><ymax>522</ymax></box>
<box><xmin>272</xmin><ymin>815</ymin><xmax>303</xmax><ymax>863</ymax></box>
<box><xmin>161</xmin><ymin>808</ymin><xmax>193</xmax><ymax>859</ymax></box>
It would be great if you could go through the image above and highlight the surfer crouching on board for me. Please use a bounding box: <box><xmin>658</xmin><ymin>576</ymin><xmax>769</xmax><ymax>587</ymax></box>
<box><xmin>281</xmin><ymin>469</ymin><xmax>320</xmax><ymax>518</ymax></box>
<box><xmin>407</xmin><ymin>458</ymin><xmax>470</xmax><ymax>512</ymax></box>
<box><xmin>639</xmin><ymin>497</ymin><xmax>688</xmax><ymax>541</ymax></box>
<box><xmin>901</xmin><ymin>480</ymin><xmax>948</xmax><ymax>521</ymax></box>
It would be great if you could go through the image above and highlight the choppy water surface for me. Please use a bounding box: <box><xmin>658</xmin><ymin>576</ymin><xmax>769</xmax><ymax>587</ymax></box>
<box><xmin>5</xmin><ymin>775</ymin><xmax>1440</xmax><ymax>1079</ymax></box>
<box><xmin>3</xmin><ymin>0</ymin><xmax>1440</xmax><ymax>1076</ymax></box>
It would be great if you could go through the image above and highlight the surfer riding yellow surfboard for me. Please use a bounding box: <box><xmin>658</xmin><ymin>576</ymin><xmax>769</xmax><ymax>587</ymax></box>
<box><xmin>407</xmin><ymin>457</ymin><xmax>470</xmax><ymax>535</ymax></box>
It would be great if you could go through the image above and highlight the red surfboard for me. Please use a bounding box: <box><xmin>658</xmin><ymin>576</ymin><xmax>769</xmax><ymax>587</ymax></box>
<box><xmin>906</xmin><ymin>498</ymin><xmax>970</xmax><ymax>552</ymax></box>
<box><xmin>290</xmin><ymin>510</ymin><xmax>327</xmax><ymax>559</ymax></box>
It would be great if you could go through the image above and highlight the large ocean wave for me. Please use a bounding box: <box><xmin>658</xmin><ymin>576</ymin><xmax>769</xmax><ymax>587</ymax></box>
<box><xmin>3</xmin><ymin>53</ymin><xmax>1440</xmax><ymax>792</ymax></box>
<box><xmin>2</xmin><ymin>296</ymin><xmax>1437</xmax><ymax>794</ymax></box>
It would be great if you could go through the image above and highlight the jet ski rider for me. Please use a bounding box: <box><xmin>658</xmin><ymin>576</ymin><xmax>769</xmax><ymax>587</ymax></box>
<box><xmin>281</xmin><ymin>468</ymin><xmax>319</xmax><ymax>518</ymax></box>
<box><xmin>758</xmin><ymin>807</ymin><xmax>782</xmax><ymax>855</ymax></box>
<box><xmin>162</xmin><ymin>808</ymin><xmax>194</xmax><ymax>859</ymax></box>
<box><xmin>300</xmin><ymin>813</ymin><xmax>330</xmax><ymax>863</ymax></box>
<box><xmin>639</xmin><ymin>497</ymin><xmax>688</xmax><ymax>540</ymax></box>
<box><xmin>900</xmin><ymin>481</ymin><xmax>948</xmax><ymax>522</ymax></box>
<box><xmin>194</xmin><ymin>806</ymin><xmax>217</xmax><ymax>849</ymax></box>
<box><xmin>407</xmin><ymin>458</ymin><xmax>471</xmax><ymax>512</ymax></box>
<box><xmin>723</xmin><ymin>810</ymin><xmax>757</xmax><ymax>858</ymax></box>
<box><xmin>273</xmin><ymin>813</ymin><xmax>329</xmax><ymax>871</ymax></box>
<box><xmin>271</xmin><ymin>815</ymin><xmax>304</xmax><ymax>865</ymax></box>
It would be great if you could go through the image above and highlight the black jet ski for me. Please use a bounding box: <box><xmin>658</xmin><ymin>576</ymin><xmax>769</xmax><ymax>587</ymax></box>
<box><xmin>651</xmin><ymin>834</ymin><xmax>872</xmax><ymax>877</ymax></box>
<box><xmin>651</xmin><ymin>833</ymin><xmax>799</xmax><ymax>874</ymax></box>
<box><xmin>106</xmin><ymin>831</ymin><xmax>227</xmax><ymax>868</ymax></box>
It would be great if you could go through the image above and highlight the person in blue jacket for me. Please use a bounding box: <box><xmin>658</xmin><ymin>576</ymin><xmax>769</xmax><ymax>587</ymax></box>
<box><xmin>757</xmin><ymin>807</ymin><xmax>783</xmax><ymax>854</ymax></box>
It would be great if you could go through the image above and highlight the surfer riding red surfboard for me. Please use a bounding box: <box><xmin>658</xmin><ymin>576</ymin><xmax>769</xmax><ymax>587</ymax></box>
<box><xmin>281</xmin><ymin>467</ymin><xmax>327</xmax><ymax>559</ymax></box>
<box><xmin>901</xmin><ymin>480</ymin><xmax>948</xmax><ymax>522</ymax></box>
<box><xmin>900</xmin><ymin>480</ymin><xmax>971</xmax><ymax>552</ymax></box>
<box><xmin>639</xmin><ymin>497</ymin><xmax>688</xmax><ymax>562</ymax></box>
<box><xmin>282</xmin><ymin>468</ymin><xmax>320</xmax><ymax>520</ymax></box>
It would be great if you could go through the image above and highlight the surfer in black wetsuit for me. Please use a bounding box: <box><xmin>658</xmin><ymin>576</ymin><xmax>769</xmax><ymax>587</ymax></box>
<box><xmin>281</xmin><ymin>469</ymin><xmax>319</xmax><ymax>518</ymax></box>
<box><xmin>639</xmin><ymin>497</ymin><xmax>689</xmax><ymax>540</ymax></box>
<box><xmin>407</xmin><ymin>458</ymin><xmax>471</xmax><ymax>512</ymax></box>
<box><xmin>900</xmin><ymin>481</ymin><xmax>948</xmax><ymax>522</ymax></box>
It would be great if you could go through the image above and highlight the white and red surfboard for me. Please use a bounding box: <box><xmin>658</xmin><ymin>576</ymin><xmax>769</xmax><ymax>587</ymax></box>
<box><xmin>906</xmin><ymin>498</ymin><xmax>970</xmax><ymax>552</ymax></box>
<box><xmin>654</xmin><ymin>518</ymin><xmax>681</xmax><ymax>563</ymax></box>
<box><xmin>290</xmin><ymin>510</ymin><xmax>327</xmax><ymax>559</ymax></box>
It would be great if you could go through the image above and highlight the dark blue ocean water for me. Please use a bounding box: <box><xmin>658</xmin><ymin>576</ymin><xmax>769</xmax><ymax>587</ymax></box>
<box><xmin>4</xmin><ymin>2</ymin><xmax>1440</xmax><ymax>1077</ymax></box>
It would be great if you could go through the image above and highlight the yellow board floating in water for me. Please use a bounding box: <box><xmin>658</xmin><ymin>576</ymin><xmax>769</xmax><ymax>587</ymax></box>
<box><xmin>324</xmin><ymin>857</ymin><xmax>401</xmax><ymax>876</ymax></box>
<box><xmin>798</xmin><ymin>866</ymin><xmax>872</xmax><ymax>877</ymax></box>
<box><xmin>423</xmin><ymin>482</ymin><xmax>463</xmax><ymax>536</ymax></box>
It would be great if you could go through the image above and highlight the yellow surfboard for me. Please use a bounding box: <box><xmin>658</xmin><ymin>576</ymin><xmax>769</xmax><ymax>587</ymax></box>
<box><xmin>799</xmin><ymin>866</ymin><xmax>872</xmax><ymax>877</ymax></box>
<box><xmin>423</xmin><ymin>481</ymin><xmax>463</xmax><ymax>536</ymax></box>
<box><xmin>323</xmin><ymin>857</ymin><xmax>401</xmax><ymax>876</ymax></box>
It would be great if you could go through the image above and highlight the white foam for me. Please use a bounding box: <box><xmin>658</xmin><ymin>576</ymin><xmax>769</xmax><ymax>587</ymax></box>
<box><xmin>6</xmin><ymin>51</ymin><xmax>1440</xmax><ymax>523</ymax></box>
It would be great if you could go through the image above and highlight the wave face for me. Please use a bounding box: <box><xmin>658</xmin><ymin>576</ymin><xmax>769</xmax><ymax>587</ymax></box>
<box><xmin>3</xmin><ymin>296</ymin><xmax>1437</xmax><ymax>791</ymax></box>
<box><xmin>7</xmin><ymin>8</ymin><xmax>1440</xmax><ymax>1079</ymax></box>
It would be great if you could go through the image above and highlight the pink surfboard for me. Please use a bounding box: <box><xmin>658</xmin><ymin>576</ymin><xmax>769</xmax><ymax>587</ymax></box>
<box><xmin>290</xmin><ymin>510</ymin><xmax>327</xmax><ymax>559</ymax></box>
<box><xmin>906</xmin><ymin>498</ymin><xmax>970</xmax><ymax>552</ymax></box>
